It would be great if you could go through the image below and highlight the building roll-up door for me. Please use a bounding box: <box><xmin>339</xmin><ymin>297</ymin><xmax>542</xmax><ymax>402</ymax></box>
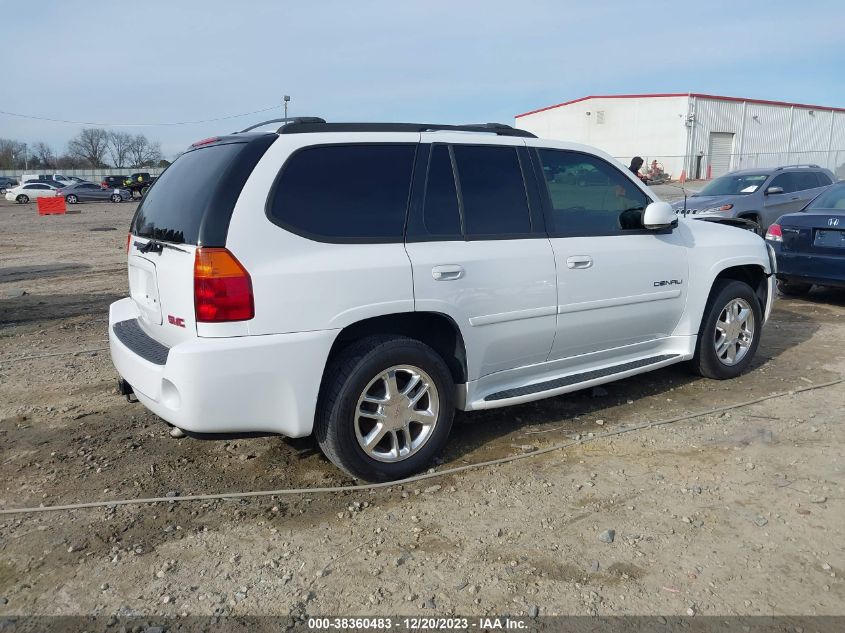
<box><xmin>708</xmin><ymin>132</ymin><xmax>735</xmax><ymax>178</ymax></box>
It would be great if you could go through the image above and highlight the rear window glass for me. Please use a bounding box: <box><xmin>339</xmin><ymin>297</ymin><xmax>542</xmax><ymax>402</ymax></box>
<box><xmin>268</xmin><ymin>144</ymin><xmax>416</xmax><ymax>241</ymax></box>
<box><xmin>807</xmin><ymin>184</ymin><xmax>845</xmax><ymax>210</ymax></box>
<box><xmin>132</xmin><ymin>143</ymin><xmax>245</xmax><ymax>244</ymax></box>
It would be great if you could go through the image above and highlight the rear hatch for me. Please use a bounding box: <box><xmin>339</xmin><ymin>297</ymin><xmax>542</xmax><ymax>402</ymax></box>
<box><xmin>127</xmin><ymin>134</ymin><xmax>276</xmax><ymax>347</ymax></box>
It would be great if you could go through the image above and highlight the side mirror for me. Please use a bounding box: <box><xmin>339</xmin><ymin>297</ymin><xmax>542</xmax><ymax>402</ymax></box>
<box><xmin>643</xmin><ymin>201</ymin><xmax>676</xmax><ymax>230</ymax></box>
<box><xmin>765</xmin><ymin>186</ymin><xmax>783</xmax><ymax>195</ymax></box>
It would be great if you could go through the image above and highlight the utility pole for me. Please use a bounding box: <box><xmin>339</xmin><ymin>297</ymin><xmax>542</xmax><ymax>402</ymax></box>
<box><xmin>284</xmin><ymin>95</ymin><xmax>290</xmax><ymax>121</ymax></box>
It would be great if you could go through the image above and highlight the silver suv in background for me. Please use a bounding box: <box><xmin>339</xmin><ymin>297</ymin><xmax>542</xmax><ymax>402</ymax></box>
<box><xmin>672</xmin><ymin>165</ymin><xmax>834</xmax><ymax>232</ymax></box>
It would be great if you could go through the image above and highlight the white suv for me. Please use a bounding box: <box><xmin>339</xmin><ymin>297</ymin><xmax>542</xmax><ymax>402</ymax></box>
<box><xmin>109</xmin><ymin>119</ymin><xmax>776</xmax><ymax>481</ymax></box>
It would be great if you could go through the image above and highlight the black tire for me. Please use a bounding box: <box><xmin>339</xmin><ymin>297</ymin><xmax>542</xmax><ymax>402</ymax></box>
<box><xmin>111</xmin><ymin>194</ymin><xmax>121</xmax><ymax>203</ymax></box>
<box><xmin>16</xmin><ymin>194</ymin><xmax>29</xmax><ymax>204</ymax></box>
<box><xmin>691</xmin><ymin>279</ymin><xmax>762</xmax><ymax>380</ymax></box>
<box><xmin>777</xmin><ymin>280</ymin><xmax>812</xmax><ymax>296</ymax></box>
<box><xmin>66</xmin><ymin>194</ymin><xmax>78</xmax><ymax>204</ymax></box>
<box><xmin>314</xmin><ymin>335</ymin><xmax>455</xmax><ymax>482</ymax></box>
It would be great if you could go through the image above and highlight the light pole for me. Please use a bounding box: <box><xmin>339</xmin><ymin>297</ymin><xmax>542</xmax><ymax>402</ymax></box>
<box><xmin>284</xmin><ymin>95</ymin><xmax>290</xmax><ymax>120</ymax></box>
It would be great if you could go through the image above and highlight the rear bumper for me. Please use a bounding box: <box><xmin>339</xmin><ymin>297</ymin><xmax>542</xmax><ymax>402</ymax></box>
<box><xmin>108</xmin><ymin>297</ymin><xmax>337</xmax><ymax>437</ymax></box>
<box><xmin>775</xmin><ymin>251</ymin><xmax>845</xmax><ymax>288</ymax></box>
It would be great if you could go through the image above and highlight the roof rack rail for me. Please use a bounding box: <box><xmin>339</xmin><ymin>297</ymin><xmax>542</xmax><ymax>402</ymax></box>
<box><xmin>774</xmin><ymin>163</ymin><xmax>821</xmax><ymax>171</ymax></box>
<box><xmin>276</xmin><ymin>121</ymin><xmax>537</xmax><ymax>138</ymax></box>
<box><xmin>236</xmin><ymin>116</ymin><xmax>326</xmax><ymax>134</ymax></box>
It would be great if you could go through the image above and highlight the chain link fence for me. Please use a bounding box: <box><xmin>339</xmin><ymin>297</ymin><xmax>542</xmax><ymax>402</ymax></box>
<box><xmin>613</xmin><ymin>150</ymin><xmax>845</xmax><ymax>184</ymax></box>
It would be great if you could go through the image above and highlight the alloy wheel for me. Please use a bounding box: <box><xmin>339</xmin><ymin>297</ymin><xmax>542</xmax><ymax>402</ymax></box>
<box><xmin>354</xmin><ymin>365</ymin><xmax>439</xmax><ymax>463</ymax></box>
<box><xmin>713</xmin><ymin>298</ymin><xmax>755</xmax><ymax>366</ymax></box>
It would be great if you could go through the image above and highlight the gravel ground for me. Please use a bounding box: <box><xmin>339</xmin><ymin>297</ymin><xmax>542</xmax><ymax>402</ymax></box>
<box><xmin>0</xmin><ymin>197</ymin><xmax>843</xmax><ymax>619</ymax></box>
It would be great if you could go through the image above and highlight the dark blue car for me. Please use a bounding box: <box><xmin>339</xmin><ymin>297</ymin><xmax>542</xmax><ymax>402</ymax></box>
<box><xmin>766</xmin><ymin>182</ymin><xmax>845</xmax><ymax>295</ymax></box>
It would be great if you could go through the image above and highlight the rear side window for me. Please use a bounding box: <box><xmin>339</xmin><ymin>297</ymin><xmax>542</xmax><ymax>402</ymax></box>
<box><xmin>132</xmin><ymin>138</ymin><xmax>274</xmax><ymax>245</ymax></box>
<box><xmin>268</xmin><ymin>144</ymin><xmax>416</xmax><ymax>242</ymax></box>
<box><xmin>452</xmin><ymin>145</ymin><xmax>531</xmax><ymax>238</ymax></box>
<box><xmin>815</xmin><ymin>172</ymin><xmax>832</xmax><ymax>186</ymax></box>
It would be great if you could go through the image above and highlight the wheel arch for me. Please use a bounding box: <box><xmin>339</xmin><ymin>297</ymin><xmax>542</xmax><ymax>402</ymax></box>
<box><xmin>325</xmin><ymin>312</ymin><xmax>468</xmax><ymax>385</ymax></box>
<box><xmin>698</xmin><ymin>263</ymin><xmax>769</xmax><ymax>334</ymax></box>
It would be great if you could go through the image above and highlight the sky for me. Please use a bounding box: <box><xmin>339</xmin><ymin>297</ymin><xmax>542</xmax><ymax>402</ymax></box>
<box><xmin>1</xmin><ymin>0</ymin><xmax>844</xmax><ymax>159</ymax></box>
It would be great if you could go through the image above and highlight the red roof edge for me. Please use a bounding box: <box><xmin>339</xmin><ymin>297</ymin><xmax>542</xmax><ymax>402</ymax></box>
<box><xmin>515</xmin><ymin>93</ymin><xmax>845</xmax><ymax>118</ymax></box>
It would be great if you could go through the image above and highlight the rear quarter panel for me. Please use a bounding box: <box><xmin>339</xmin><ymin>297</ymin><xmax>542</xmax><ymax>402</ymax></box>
<box><xmin>224</xmin><ymin>132</ymin><xmax>419</xmax><ymax>337</ymax></box>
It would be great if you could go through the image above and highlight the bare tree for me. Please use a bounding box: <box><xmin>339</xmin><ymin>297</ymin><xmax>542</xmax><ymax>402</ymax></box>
<box><xmin>33</xmin><ymin>142</ymin><xmax>56</xmax><ymax>169</ymax></box>
<box><xmin>128</xmin><ymin>134</ymin><xmax>162</xmax><ymax>168</ymax></box>
<box><xmin>68</xmin><ymin>128</ymin><xmax>110</xmax><ymax>167</ymax></box>
<box><xmin>0</xmin><ymin>138</ymin><xmax>27</xmax><ymax>169</ymax></box>
<box><xmin>56</xmin><ymin>154</ymin><xmax>87</xmax><ymax>169</ymax></box>
<box><xmin>107</xmin><ymin>131</ymin><xmax>133</xmax><ymax>168</ymax></box>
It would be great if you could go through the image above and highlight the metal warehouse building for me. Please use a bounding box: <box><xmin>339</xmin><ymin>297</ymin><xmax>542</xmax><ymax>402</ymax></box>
<box><xmin>515</xmin><ymin>93</ymin><xmax>845</xmax><ymax>181</ymax></box>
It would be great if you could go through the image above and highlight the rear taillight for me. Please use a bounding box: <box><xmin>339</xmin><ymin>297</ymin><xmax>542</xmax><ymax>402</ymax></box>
<box><xmin>194</xmin><ymin>248</ymin><xmax>254</xmax><ymax>322</ymax></box>
<box><xmin>765</xmin><ymin>223</ymin><xmax>783</xmax><ymax>242</ymax></box>
<box><xmin>126</xmin><ymin>233</ymin><xmax>132</xmax><ymax>253</ymax></box>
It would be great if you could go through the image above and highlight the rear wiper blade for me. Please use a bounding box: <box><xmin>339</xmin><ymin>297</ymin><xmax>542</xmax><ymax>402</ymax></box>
<box><xmin>133</xmin><ymin>239</ymin><xmax>189</xmax><ymax>255</ymax></box>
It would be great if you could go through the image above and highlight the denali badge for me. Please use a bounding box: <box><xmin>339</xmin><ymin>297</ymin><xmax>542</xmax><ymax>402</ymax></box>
<box><xmin>654</xmin><ymin>279</ymin><xmax>683</xmax><ymax>287</ymax></box>
<box><xmin>168</xmin><ymin>315</ymin><xmax>186</xmax><ymax>328</ymax></box>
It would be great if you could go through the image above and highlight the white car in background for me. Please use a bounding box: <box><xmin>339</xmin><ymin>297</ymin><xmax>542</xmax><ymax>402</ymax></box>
<box><xmin>21</xmin><ymin>173</ymin><xmax>74</xmax><ymax>187</ymax></box>
<box><xmin>5</xmin><ymin>182</ymin><xmax>59</xmax><ymax>203</ymax></box>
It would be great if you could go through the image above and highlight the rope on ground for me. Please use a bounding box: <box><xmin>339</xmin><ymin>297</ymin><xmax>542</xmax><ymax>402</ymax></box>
<box><xmin>5</xmin><ymin>345</ymin><xmax>109</xmax><ymax>362</ymax></box>
<box><xmin>1</xmin><ymin>377</ymin><xmax>840</xmax><ymax>516</ymax></box>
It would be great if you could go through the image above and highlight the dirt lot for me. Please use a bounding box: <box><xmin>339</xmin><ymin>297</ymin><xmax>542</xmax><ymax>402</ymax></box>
<box><xmin>0</xmin><ymin>197</ymin><xmax>843</xmax><ymax>620</ymax></box>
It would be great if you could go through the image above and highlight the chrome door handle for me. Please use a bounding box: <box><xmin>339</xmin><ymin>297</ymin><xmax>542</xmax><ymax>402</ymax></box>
<box><xmin>432</xmin><ymin>265</ymin><xmax>464</xmax><ymax>281</ymax></box>
<box><xmin>566</xmin><ymin>255</ymin><xmax>593</xmax><ymax>269</ymax></box>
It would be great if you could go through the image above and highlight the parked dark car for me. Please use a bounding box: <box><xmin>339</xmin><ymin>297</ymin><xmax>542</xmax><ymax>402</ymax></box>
<box><xmin>57</xmin><ymin>182</ymin><xmax>131</xmax><ymax>204</ymax></box>
<box><xmin>122</xmin><ymin>172</ymin><xmax>157</xmax><ymax>198</ymax></box>
<box><xmin>766</xmin><ymin>182</ymin><xmax>845</xmax><ymax>294</ymax></box>
<box><xmin>102</xmin><ymin>175</ymin><xmax>129</xmax><ymax>189</ymax></box>
<box><xmin>0</xmin><ymin>176</ymin><xmax>18</xmax><ymax>194</ymax></box>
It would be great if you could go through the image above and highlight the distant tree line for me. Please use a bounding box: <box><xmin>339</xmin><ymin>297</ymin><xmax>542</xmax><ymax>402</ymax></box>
<box><xmin>0</xmin><ymin>129</ymin><xmax>171</xmax><ymax>171</ymax></box>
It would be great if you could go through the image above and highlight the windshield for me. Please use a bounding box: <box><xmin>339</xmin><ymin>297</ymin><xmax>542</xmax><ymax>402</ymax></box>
<box><xmin>807</xmin><ymin>184</ymin><xmax>845</xmax><ymax>211</ymax></box>
<box><xmin>698</xmin><ymin>174</ymin><xmax>769</xmax><ymax>196</ymax></box>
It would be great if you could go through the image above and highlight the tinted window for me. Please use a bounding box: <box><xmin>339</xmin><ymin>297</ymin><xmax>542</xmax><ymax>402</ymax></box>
<box><xmin>792</xmin><ymin>172</ymin><xmax>820</xmax><ymax>191</ymax></box>
<box><xmin>409</xmin><ymin>145</ymin><xmax>462</xmax><ymax>240</ymax></box>
<box><xmin>269</xmin><ymin>144</ymin><xmax>416</xmax><ymax>241</ymax></box>
<box><xmin>815</xmin><ymin>172</ymin><xmax>832</xmax><ymax>186</ymax></box>
<box><xmin>452</xmin><ymin>145</ymin><xmax>530</xmax><ymax>237</ymax></box>
<box><xmin>769</xmin><ymin>173</ymin><xmax>796</xmax><ymax>193</ymax></box>
<box><xmin>537</xmin><ymin>149</ymin><xmax>649</xmax><ymax>235</ymax></box>
<box><xmin>132</xmin><ymin>142</ymin><xmax>247</xmax><ymax>244</ymax></box>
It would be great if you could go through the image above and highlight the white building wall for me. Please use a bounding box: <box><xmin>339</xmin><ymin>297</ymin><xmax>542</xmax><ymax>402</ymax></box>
<box><xmin>689</xmin><ymin>97</ymin><xmax>844</xmax><ymax>175</ymax></box>
<box><xmin>516</xmin><ymin>94</ymin><xmax>845</xmax><ymax>181</ymax></box>
<box><xmin>515</xmin><ymin>96</ymin><xmax>689</xmax><ymax>177</ymax></box>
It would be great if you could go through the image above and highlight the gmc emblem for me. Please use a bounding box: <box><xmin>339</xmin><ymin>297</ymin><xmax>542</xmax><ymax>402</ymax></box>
<box><xmin>168</xmin><ymin>315</ymin><xmax>186</xmax><ymax>328</ymax></box>
<box><xmin>828</xmin><ymin>218</ymin><xmax>840</xmax><ymax>227</ymax></box>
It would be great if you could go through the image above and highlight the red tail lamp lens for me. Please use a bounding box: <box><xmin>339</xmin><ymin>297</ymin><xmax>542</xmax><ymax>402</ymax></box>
<box><xmin>194</xmin><ymin>248</ymin><xmax>254</xmax><ymax>322</ymax></box>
